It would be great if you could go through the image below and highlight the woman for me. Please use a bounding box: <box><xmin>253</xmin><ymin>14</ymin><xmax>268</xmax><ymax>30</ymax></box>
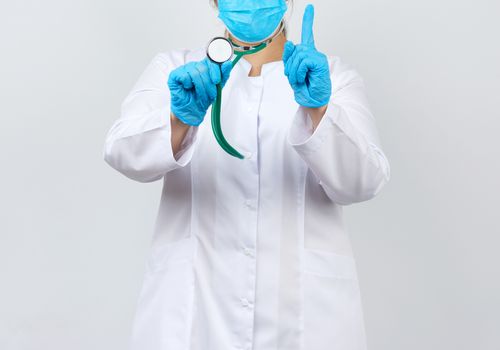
<box><xmin>103</xmin><ymin>0</ymin><xmax>390</xmax><ymax>349</ymax></box>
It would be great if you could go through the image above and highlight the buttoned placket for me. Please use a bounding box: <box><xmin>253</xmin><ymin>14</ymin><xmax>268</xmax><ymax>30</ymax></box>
<box><xmin>235</xmin><ymin>59</ymin><xmax>264</xmax><ymax>350</ymax></box>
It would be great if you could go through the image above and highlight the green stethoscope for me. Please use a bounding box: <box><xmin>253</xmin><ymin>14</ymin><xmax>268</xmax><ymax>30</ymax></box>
<box><xmin>206</xmin><ymin>21</ymin><xmax>285</xmax><ymax>159</ymax></box>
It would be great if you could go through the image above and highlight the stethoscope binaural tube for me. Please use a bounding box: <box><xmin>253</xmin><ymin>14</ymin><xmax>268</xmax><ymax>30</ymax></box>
<box><xmin>206</xmin><ymin>36</ymin><xmax>267</xmax><ymax>159</ymax></box>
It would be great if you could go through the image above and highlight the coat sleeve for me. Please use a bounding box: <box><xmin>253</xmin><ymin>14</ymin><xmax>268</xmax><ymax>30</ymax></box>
<box><xmin>286</xmin><ymin>55</ymin><xmax>390</xmax><ymax>205</ymax></box>
<box><xmin>103</xmin><ymin>50</ymin><xmax>200</xmax><ymax>183</ymax></box>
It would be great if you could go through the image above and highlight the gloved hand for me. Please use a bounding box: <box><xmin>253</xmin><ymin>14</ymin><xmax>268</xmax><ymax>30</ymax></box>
<box><xmin>283</xmin><ymin>4</ymin><xmax>332</xmax><ymax>108</ymax></box>
<box><xmin>168</xmin><ymin>57</ymin><xmax>233</xmax><ymax>126</ymax></box>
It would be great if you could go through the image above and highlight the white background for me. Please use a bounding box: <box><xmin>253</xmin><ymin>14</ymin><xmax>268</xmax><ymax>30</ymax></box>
<box><xmin>1</xmin><ymin>0</ymin><xmax>499</xmax><ymax>349</ymax></box>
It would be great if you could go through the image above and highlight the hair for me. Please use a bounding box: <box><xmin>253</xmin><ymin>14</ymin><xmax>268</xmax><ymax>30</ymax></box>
<box><xmin>209</xmin><ymin>0</ymin><xmax>293</xmax><ymax>38</ymax></box>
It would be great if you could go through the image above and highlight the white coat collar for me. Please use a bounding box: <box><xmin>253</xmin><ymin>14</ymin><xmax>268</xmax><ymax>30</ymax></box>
<box><xmin>236</xmin><ymin>56</ymin><xmax>284</xmax><ymax>78</ymax></box>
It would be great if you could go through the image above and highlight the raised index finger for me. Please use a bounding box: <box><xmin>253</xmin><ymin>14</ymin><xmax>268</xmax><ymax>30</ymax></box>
<box><xmin>301</xmin><ymin>4</ymin><xmax>315</xmax><ymax>47</ymax></box>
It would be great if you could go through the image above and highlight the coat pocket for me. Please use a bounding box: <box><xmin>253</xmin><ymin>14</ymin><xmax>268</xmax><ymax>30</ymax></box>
<box><xmin>302</xmin><ymin>248</ymin><xmax>367</xmax><ymax>350</ymax></box>
<box><xmin>131</xmin><ymin>235</ymin><xmax>198</xmax><ymax>350</ymax></box>
<box><xmin>147</xmin><ymin>235</ymin><xmax>198</xmax><ymax>273</ymax></box>
<box><xmin>304</xmin><ymin>248</ymin><xmax>358</xmax><ymax>279</ymax></box>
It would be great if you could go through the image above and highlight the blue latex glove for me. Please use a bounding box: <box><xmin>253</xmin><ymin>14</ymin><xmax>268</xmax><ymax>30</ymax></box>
<box><xmin>168</xmin><ymin>57</ymin><xmax>233</xmax><ymax>126</ymax></box>
<box><xmin>283</xmin><ymin>4</ymin><xmax>332</xmax><ymax>108</ymax></box>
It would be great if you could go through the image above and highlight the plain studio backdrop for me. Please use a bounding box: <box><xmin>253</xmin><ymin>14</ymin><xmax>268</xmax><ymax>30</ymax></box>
<box><xmin>1</xmin><ymin>0</ymin><xmax>499</xmax><ymax>349</ymax></box>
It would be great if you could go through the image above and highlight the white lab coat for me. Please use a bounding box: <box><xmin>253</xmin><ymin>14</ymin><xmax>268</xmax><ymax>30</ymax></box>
<box><xmin>103</xmin><ymin>47</ymin><xmax>390</xmax><ymax>350</ymax></box>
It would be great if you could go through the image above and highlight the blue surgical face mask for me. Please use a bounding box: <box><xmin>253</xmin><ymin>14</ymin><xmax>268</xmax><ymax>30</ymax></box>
<box><xmin>218</xmin><ymin>0</ymin><xmax>288</xmax><ymax>44</ymax></box>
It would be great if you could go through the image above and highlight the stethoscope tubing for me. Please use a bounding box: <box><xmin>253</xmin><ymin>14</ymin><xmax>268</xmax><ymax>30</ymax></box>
<box><xmin>211</xmin><ymin>43</ymin><xmax>267</xmax><ymax>159</ymax></box>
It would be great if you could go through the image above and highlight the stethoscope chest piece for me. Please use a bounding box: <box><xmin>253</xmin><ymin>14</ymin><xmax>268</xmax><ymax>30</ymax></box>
<box><xmin>207</xmin><ymin>37</ymin><xmax>234</xmax><ymax>64</ymax></box>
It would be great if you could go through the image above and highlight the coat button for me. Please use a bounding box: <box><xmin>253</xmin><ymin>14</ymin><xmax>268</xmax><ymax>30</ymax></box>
<box><xmin>240</xmin><ymin>297</ymin><xmax>252</xmax><ymax>307</ymax></box>
<box><xmin>242</xmin><ymin>247</ymin><xmax>254</xmax><ymax>257</ymax></box>
<box><xmin>244</xmin><ymin>199</ymin><xmax>256</xmax><ymax>210</ymax></box>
